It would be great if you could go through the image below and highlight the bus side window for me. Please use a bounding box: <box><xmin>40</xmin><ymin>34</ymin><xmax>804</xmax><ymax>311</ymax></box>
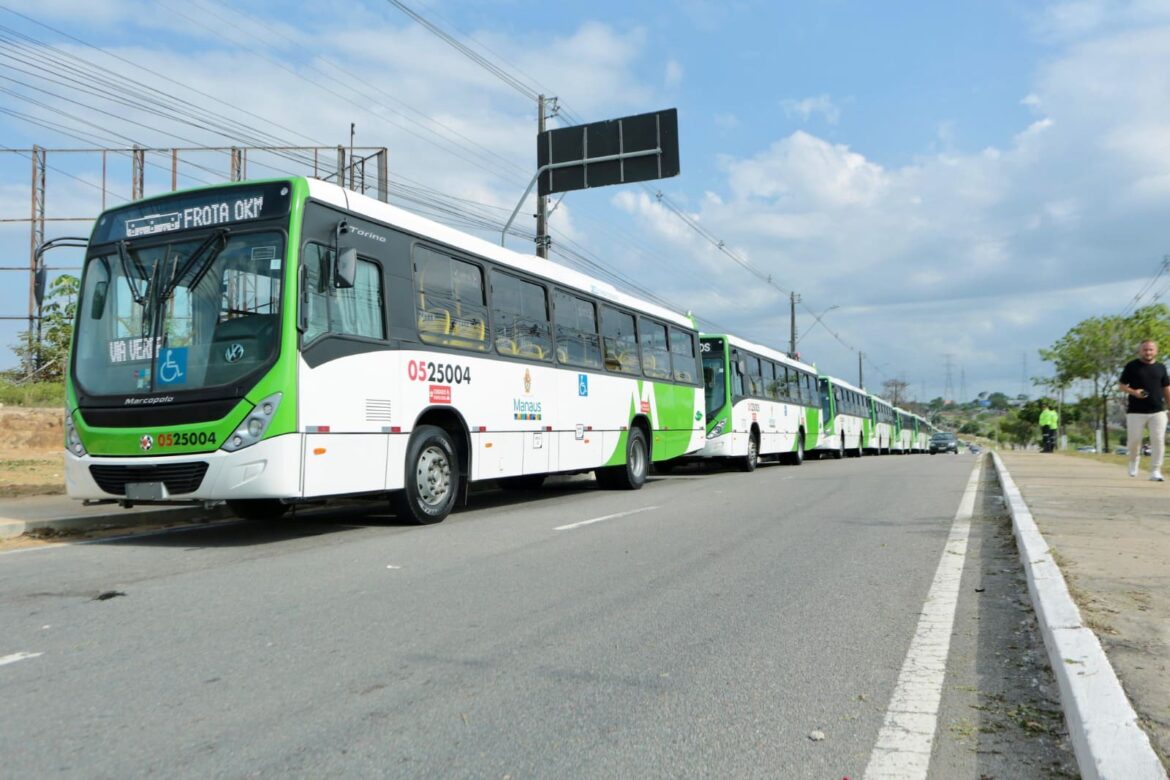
<box><xmin>414</xmin><ymin>246</ymin><xmax>487</xmax><ymax>351</ymax></box>
<box><xmin>553</xmin><ymin>290</ymin><xmax>602</xmax><ymax>368</ymax></box>
<box><xmin>639</xmin><ymin>318</ymin><xmax>671</xmax><ymax>380</ymax></box>
<box><xmin>491</xmin><ymin>271</ymin><xmax>551</xmax><ymax>361</ymax></box>
<box><xmin>669</xmin><ymin>327</ymin><xmax>695</xmax><ymax>383</ymax></box>
<box><xmin>601</xmin><ymin>306</ymin><xmax>640</xmax><ymax>374</ymax></box>
<box><xmin>303</xmin><ymin>243</ymin><xmax>384</xmax><ymax>343</ymax></box>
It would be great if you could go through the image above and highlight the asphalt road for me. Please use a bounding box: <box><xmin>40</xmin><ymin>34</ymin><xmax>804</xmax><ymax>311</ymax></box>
<box><xmin>0</xmin><ymin>453</ymin><xmax>1071</xmax><ymax>778</ymax></box>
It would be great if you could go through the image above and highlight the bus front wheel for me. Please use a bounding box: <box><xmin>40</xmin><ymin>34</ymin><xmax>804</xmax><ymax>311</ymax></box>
<box><xmin>394</xmin><ymin>425</ymin><xmax>459</xmax><ymax>524</ymax></box>
<box><xmin>740</xmin><ymin>432</ymin><xmax>759</xmax><ymax>472</ymax></box>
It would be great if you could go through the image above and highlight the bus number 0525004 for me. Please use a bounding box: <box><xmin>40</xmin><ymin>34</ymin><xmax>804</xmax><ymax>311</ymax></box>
<box><xmin>407</xmin><ymin>359</ymin><xmax>471</xmax><ymax>385</ymax></box>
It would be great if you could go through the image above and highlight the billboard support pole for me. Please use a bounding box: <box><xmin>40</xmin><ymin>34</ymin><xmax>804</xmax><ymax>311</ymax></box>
<box><xmin>501</xmin><ymin>147</ymin><xmax>663</xmax><ymax>249</ymax></box>
<box><xmin>535</xmin><ymin>95</ymin><xmax>549</xmax><ymax>258</ymax></box>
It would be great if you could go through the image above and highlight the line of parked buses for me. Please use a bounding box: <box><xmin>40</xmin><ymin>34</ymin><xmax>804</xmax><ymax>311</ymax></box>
<box><xmin>61</xmin><ymin>176</ymin><xmax>942</xmax><ymax>525</ymax></box>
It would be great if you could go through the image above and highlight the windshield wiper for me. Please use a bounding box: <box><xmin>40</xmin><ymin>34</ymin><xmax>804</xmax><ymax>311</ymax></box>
<box><xmin>162</xmin><ymin>228</ymin><xmax>230</xmax><ymax>301</ymax></box>
<box><xmin>115</xmin><ymin>240</ymin><xmax>149</xmax><ymax>307</ymax></box>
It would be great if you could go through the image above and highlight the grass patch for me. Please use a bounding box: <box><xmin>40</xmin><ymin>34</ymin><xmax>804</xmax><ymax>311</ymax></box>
<box><xmin>0</xmin><ymin>379</ymin><xmax>64</xmax><ymax>407</ymax></box>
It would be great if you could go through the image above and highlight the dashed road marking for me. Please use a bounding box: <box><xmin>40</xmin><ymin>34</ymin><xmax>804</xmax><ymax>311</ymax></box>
<box><xmin>555</xmin><ymin>505</ymin><xmax>660</xmax><ymax>531</ymax></box>
<box><xmin>0</xmin><ymin>652</ymin><xmax>44</xmax><ymax>667</ymax></box>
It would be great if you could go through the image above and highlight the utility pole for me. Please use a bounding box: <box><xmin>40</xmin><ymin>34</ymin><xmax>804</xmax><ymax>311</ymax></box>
<box><xmin>788</xmin><ymin>292</ymin><xmax>801</xmax><ymax>357</ymax></box>
<box><xmin>535</xmin><ymin>95</ymin><xmax>549</xmax><ymax>258</ymax></box>
<box><xmin>349</xmin><ymin>123</ymin><xmax>355</xmax><ymax>190</ymax></box>
<box><xmin>858</xmin><ymin>351</ymin><xmax>864</xmax><ymax>389</ymax></box>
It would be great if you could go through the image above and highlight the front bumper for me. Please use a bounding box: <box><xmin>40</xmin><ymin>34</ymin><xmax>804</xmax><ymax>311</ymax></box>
<box><xmin>64</xmin><ymin>434</ymin><xmax>303</xmax><ymax>502</ymax></box>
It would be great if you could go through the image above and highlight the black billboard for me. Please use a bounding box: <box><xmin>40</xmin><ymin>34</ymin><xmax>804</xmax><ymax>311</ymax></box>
<box><xmin>537</xmin><ymin>108</ymin><xmax>680</xmax><ymax>197</ymax></box>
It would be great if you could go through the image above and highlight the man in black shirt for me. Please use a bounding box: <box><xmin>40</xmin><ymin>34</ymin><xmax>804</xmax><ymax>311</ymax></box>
<box><xmin>1118</xmin><ymin>339</ymin><xmax>1170</xmax><ymax>481</ymax></box>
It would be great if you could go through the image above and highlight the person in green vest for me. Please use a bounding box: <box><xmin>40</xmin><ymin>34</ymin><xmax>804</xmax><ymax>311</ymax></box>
<box><xmin>1039</xmin><ymin>402</ymin><xmax>1059</xmax><ymax>453</ymax></box>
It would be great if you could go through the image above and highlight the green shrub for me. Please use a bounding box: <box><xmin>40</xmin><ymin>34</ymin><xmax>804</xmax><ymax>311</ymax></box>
<box><xmin>0</xmin><ymin>379</ymin><xmax>65</xmax><ymax>407</ymax></box>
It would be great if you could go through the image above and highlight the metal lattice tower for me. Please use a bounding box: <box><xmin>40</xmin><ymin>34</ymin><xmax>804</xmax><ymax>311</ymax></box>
<box><xmin>943</xmin><ymin>353</ymin><xmax>955</xmax><ymax>404</ymax></box>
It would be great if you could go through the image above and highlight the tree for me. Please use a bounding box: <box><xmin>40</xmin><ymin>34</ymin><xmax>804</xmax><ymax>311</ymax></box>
<box><xmin>882</xmin><ymin>377</ymin><xmax>909</xmax><ymax>407</ymax></box>
<box><xmin>9</xmin><ymin>274</ymin><xmax>79</xmax><ymax>383</ymax></box>
<box><xmin>1039</xmin><ymin>303</ymin><xmax>1170</xmax><ymax>453</ymax></box>
<box><xmin>987</xmin><ymin>392</ymin><xmax>1010</xmax><ymax>410</ymax></box>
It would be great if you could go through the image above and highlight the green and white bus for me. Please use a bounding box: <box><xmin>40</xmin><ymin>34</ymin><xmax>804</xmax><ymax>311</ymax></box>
<box><xmin>697</xmin><ymin>334</ymin><xmax>820</xmax><ymax>471</ymax></box>
<box><xmin>63</xmin><ymin>178</ymin><xmax>705</xmax><ymax>524</ymax></box>
<box><xmin>893</xmin><ymin>408</ymin><xmax>919</xmax><ymax>453</ymax></box>
<box><xmin>867</xmin><ymin>393</ymin><xmax>896</xmax><ymax>455</ymax></box>
<box><xmin>815</xmin><ymin>374</ymin><xmax>868</xmax><ymax>458</ymax></box>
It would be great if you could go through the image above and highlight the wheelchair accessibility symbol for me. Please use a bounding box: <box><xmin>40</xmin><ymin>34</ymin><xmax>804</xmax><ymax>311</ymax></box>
<box><xmin>578</xmin><ymin>374</ymin><xmax>589</xmax><ymax>397</ymax></box>
<box><xmin>156</xmin><ymin>347</ymin><xmax>188</xmax><ymax>386</ymax></box>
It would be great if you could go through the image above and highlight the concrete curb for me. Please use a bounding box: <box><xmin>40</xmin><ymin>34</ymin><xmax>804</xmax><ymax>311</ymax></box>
<box><xmin>0</xmin><ymin>504</ymin><xmax>231</xmax><ymax>541</ymax></box>
<box><xmin>990</xmin><ymin>452</ymin><xmax>1167</xmax><ymax>780</ymax></box>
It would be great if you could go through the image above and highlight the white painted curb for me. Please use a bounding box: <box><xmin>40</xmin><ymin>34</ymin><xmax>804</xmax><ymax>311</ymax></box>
<box><xmin>991</xmin><ymin>452</ymin><xmax>1167</xmax><ymax>780</ymax></box>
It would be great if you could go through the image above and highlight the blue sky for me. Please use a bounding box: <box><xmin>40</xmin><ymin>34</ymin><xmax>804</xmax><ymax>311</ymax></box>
<box><xmin>2</xmin><ymin>0</ymin><xmax>1169</xmax><ymax>401</ymax></box>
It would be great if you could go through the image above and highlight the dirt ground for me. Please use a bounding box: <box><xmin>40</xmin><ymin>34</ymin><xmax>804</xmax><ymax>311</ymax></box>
<box><xmin>0</xmin><ymin>406</ymin><xmax>65</xmax><ymax>497</ymax></box>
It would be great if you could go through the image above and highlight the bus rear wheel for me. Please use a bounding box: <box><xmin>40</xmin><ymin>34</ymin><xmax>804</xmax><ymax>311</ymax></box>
<box><xmin>227</xmin><ymin>499</ymin><xmax>288</xmax><ymax>522</ymax></box>
<box><xmin>783</xmin><ymin>433</ymin><xmax>805</xmax><ymax>466</ymax></box>
<box><xmin>394</xmin><ymin>425</ymin><xmax>459</xmax><ymax>524</ymax></box>
<box><xmin>597</xmin><ymin>427</ymin><xmax>648</xmax><ymax>490</ymax></box>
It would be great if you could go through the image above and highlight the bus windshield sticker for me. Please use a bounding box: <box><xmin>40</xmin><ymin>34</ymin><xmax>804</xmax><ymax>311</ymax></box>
<box><xmin>156</xmin><ymin>347</ymin><xmax>188</xmax><ymax>386</ymax></box>
<box><xmin>251</xmin><ymin>245</ymin><xmax>277</xmax><ymax>263</ymax></box>
<box><xmin>108</xmin><ymin>335</ymin><xmax>161</xmax><ymax>364</ymax></box>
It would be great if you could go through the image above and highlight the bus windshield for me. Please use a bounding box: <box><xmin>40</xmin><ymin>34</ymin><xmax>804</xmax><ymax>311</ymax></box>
<box><xmin>73</xmin><ymin>229</ymin><xmax>285</xmax><ymax>396</ymax></box>
<box><xmin>703</xmin><ymin>354</ymin><xmax>726</xmax><ymax>418</ymax></box>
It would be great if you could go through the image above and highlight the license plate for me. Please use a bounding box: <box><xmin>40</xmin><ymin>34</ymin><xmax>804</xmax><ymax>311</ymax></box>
<box><xmin>125</xmin><ymin>482</ymin><xmax>169</xmax><ymax>501</ymax></box>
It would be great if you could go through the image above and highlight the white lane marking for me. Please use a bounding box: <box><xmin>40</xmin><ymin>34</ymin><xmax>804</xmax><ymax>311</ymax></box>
<box><xmin>555</xmin><ymin>505</ymin><xmax>660</xmax><ymax>531</ymax></box>
<box><xmin>864</xmin><ymin>460</ymin><xmax>983</xmax><ymax>780</ymax></box>
<box><xmin>0</xmin><ymin>652</ymin><xmax>43</xmax><ymax>667</ymax></box>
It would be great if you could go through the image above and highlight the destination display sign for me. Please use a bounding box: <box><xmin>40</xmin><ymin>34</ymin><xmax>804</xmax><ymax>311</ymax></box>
<box><xmin>91</xmin><ymin>181</ymin><xmax>292</xmax><ymax>244</ymax></box>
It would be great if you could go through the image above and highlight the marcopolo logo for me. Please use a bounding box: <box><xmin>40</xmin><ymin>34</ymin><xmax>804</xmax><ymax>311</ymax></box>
<box><xmin>513</xmin><ymin>398</ymin><xmax>542</xmax><ymax>421</ymax></box>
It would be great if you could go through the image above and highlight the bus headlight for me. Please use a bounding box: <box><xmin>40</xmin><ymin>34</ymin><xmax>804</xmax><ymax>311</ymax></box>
<box><xmin>706</xmin><ymin>419</ymin><xmax>727</xmax><ymax>439</ymax></box>
<box><xmin>64</xmin><ymin>412</ymin><xmax>86</xmax><ymax>456</ymax></box>
<box><xmin>221</xmin><ymin>393</ymin><xmax>282</xmax><ymax>453</ymax></box>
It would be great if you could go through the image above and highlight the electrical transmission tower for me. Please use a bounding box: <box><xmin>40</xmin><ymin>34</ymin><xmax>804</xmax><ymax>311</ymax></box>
<box><xmin>943</xmin><ymin>353</ymin><xmax>955</xmax><ymax>404</ymax></box>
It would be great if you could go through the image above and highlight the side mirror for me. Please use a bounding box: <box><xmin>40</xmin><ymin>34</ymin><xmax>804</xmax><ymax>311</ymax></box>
<box><xmin>90</xmin><ymin>280</ymin><xmax>108</xmax><ymax>319</ymax></box>
<box><xmin>334</xmin><ymin>247</ymin><xmax>357</xmax><ymax>289</ymax></box>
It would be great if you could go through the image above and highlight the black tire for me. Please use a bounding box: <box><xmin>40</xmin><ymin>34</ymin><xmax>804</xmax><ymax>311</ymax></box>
<box><xmin>596</xmin><ymin>427</ymin><xmax>649</xmax><ymax>490</ymax></box>
<box><xmin>783</xmin><ymin>432</ymin><xmax>805</xmax><ymax>465</ymax></box>
<box><xmin>393</xmin><ymin>425</ymin><xmax>459</xmax><ymax>524</ymax></box>
<box><xmin>227</xmin><ymin>499</ymin><xmax>288</xmax><ymax>521</ymax></box>
<box><xmin>499</xmin><ymin>474</ymin><xmax>546</xmax><ymax>491</ymax></box>
<box><xmin>740</xmin><ymin>432</ymin><xmax>760</xmax><ymax>472</ymax></box>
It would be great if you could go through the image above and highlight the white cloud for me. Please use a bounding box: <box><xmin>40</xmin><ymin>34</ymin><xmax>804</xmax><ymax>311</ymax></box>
<box><xmin>781</xmin><ymin>94</ymin><xmax>841</xmax><ymax>125</ymax></box>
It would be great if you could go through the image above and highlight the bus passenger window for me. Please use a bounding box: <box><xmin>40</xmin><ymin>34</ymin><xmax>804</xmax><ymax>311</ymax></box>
<box><xmin>640</xmin><ymin>319</ymin><xmax>671</xmax><ymax>379</ymax></box>
<box><xmin>414</xmin><ymin>247</ymin><xmax>487</xmax><ymax>351</ymax></box>
<box><xmin>553</xmin><ymin>290</ymin><xmax>602</xmax><ymax>368</ymax></box>
<box><xmin>669</xmin><ymin>327</ymin><xmax>696</xmax><ymax>383</ymax></box>
<box><xmin>491</xmin><ymin>271</ymin><xmax>551</xmax><ymax>361</ymax></box>
<box><xmin>601</xmin><ymin>306</ymin><xmax>640</xmax><ymax>374</ymax></box>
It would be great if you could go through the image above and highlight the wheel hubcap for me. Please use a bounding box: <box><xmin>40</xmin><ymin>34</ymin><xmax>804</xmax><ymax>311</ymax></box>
<box><xmin>631</xmin><ymin>439</ymin><xmax>646</xmax><ymax>477</ymax></box>
<box><xmin>415</xmin><ymin>445</ymin><xmax>451</xmax><ymax>507</ymax></box>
